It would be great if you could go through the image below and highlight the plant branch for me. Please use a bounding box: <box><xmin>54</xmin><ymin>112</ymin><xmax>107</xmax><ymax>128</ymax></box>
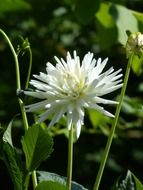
<box><xmin>0</xmin><ymin>29</ymin><xmax>37</xmax><ymax>189</ymax></box>
<box><xmin>93</xmin><ymin>54</ymin><xmax>134</xmax><ymax>190</ymax></box>
<box><xmin>66</xmin><ymin>124</ymin><xmax>74</xmax><ymax>190</ymax></box>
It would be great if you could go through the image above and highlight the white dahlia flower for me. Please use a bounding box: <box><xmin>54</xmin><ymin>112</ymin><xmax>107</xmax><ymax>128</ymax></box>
<box><xmin>25</xmin><ymin>51</ymin><xmax>123</xmax><ymax>138</ymax></box>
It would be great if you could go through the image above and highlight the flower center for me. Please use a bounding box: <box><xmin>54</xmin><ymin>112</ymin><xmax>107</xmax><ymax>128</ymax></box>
<box><xmin>62</xmin><ymin>72</ymin><xmax>85</xmax><ymax>99</ymax></box>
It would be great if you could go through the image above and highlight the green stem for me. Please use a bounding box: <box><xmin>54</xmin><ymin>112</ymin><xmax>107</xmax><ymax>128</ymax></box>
<box><xmin>0</xmin><ymin>29</ymin><xmax>37</xmax><ymax>189</ymax></box>
<box><xmin>0</xmin><ymin>29</ymin><xmax>21</xmax><ymax>89</ymax></box>
<box><xmin>32</xmin><ymin>171</ymin><xmax>38</xmax><ymax>189</ymax></box>
<box><xmin>24</xmin><ymin>172</ymin><xmax>30</xmax><ymax>190</ymax></box>
<box><xmin>24</xmin><ymin>47</ymin><xmax>37</xmax><ymax>189</ymax></box>
<box><xmin>93</xmin><ymin>54</ymin><xmax>134</xmax><ymax>190</ymax></box>
<box><xmin>66</xmin><ymin>124</ymin><xmax>74</xmax><ymax>190</ymax></box>
<box><xmin>0</xmin><ymin>29</ymin><xmax>29</xmax><ymax>130</ymax></box>
<box><xmin>19</xmin><ymin>99</ymin><xmax>29</xmax><ymax>130</ymax></box>
<box><xmin>25</xmin><ymin>48</ymin><xmax>32</xmax><ymax>89</ymax></box>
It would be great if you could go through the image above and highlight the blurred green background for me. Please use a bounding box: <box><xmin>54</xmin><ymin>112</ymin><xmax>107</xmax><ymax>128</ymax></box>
<box><xmin>0</xmin><ymin>0</ymin><xmax>143</xmax><ymax>189</ymax></box>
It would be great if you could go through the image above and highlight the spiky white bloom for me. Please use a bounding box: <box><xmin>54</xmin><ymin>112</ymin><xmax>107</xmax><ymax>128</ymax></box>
<box><xmin>25</xmin><ymin>51</ymin><xmax>123</xmax><ymax>138</ymax></box>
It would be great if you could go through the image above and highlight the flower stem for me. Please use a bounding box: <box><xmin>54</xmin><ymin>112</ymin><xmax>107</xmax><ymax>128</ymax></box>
<box><xmin>0</xmin><ymin>29</ymin><xmax>21</xmax><ymax>90</ymax></box>
<box><xmin>25</xmin><ymin>47</ymin><xmax>32</xmax><ymax>89</ymax></box>
<box><xmin>19</xmin><ymin>99</ymin><xmax>29</xmax><ymax>130</ymax></box>
<box><xmin>66</xmin><ymin>124</ymin><xmax>74</xmax><ymax>190</ymax></box>
<box><xmin>0</xmin><ymin>29</ymin><xmax>37</xmax><ymax>189</ymax></box>
<box><xmin>93</xmin><ymin>54</ymin><xmax>134</xmax><ymax>190</ymax></box>
<box><xmin>24</xmin><ymin>173</ymin><xmax>30</xmax><ymax>190</ymax></box>
<box><xmin>32</xmin><ymin>170</ymin><xmax>38</xmax><ymax>189</ymax></box>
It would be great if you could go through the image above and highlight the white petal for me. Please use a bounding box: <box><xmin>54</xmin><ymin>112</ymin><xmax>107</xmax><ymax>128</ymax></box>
<box><xmin>75</xmin><ymin>119</ymin><xmax>82</xmax><ymax>138</ymax></box>
<box><xmin>33</xmin><ymin>73</ymin><xmax>48</xmax><ymax>83</ymax></box>
<box><xmin>67</xmin><ymin>112</ymin><xmax>73</xmax><ymax>130</ymax></box>
<box><xmin>25</xmin><ymin>100</ymin><xmax>49</xmax><ymax>112</ymax></box>
<box><xmin>48</xmin><ymin>108</ymin><xmax>66</xmax><ymax>128</ymax></box>
<box><xmin>46</xmin><ymin>62</ymin><xmax>56</xmax><ymax>72</ymax></box>
<box><xmin>85</xmin><ymin>102</ymin><xmax>114</xmax><ymax>118</ymax></box>
<box><xmin>24</xmin><ymin>91</ymin><xmax>47</xmax><ymax>99</ymax></box>
<box><xmin>102</xmin><ymin>110</ymin><xmax>114</xmax><ymax>118</ymax></box>
<box><xmin>92</xmin><ymin>97</ymin><xmax>118</xmax><ymax>104</ymax></box>
<box><xmin>95</xmin><ymin>57</ymin><xmax>108</xmax><ymax>76</ymax></box>
<box><xmin>38</xmin><ymin>107</ymin><xmax>56</xmax><ymax>123</ymax></box>
<box><xmin>99</xmin><ymin>83</ymin><xmax>123</xmax><ymax>95</ymax></box>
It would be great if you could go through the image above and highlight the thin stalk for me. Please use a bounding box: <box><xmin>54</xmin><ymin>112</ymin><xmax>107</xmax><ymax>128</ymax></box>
<box><xmin>0</xmin><ymin>29</ymin><xmax>37</xmax><ymax>189</ymax></box>
<box><xmin>18</xmin><ymin>99</ymin><xmax>29</xmax><ymax>130</ymax></box>
<box><xmin>66</xmin><ymin>124</ymin><xmax>74</xmax><ymax>190</ymax></box>
<box><xmin>25</xmin><ymin>47</ymin><xmax>32</xmax><ymax>89</ymax></box>
<box><xmin>24</xmin><ymin>173</ymin><xmax>30</xmax><ymax>190</ymax></box>
<box><xmin>0</xmin><ymin>29</ymin><xmax>29</xmax><ymax>131</ymax></box>
<box><xmin>0</xmin><ymin>29</ymin><xmax>21</xmax><ymax>89</ymax></box>
<box><xmin>93</xmin><ymin>54</ymin><xmax>134</xmax><ymax>190</ymax></box>
<box><xmin>24</xmin><ymin>46</ymin><xmax>37</xmax><ymax>189</ymax></box>
<box><xmin>32</xmin><ymin>171</ymin><xmax>38</xmax><ymax>189</ymax></box>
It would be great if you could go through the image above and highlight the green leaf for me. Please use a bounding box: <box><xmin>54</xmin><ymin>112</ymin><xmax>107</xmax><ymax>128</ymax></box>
<box><xmin>112</xmin><ymin>170</ymin><xmax>143</xmax><ymax>190</ymax></box>
<box><xmin>132</xmin><ymin>173</ymin><xmax>143</xmax><ymax>190</ymax></box>
<box><xmin>88</xmin><ymin>109</ymin><xmax>112</xmax><ymax>135</ymax></box>
<box><xmin>0</xmin><ymin>0</ymin><xmax>31</xmax><ymax>14</ymax></box>
<box><xmin>2</xmin><ymin>118</ymin><xmax>24</xmax><ymax>190</ymax></box>
<box><xmin>21</xmin><ymin>125</ymin><xmax>53</xmax><ymax>171</ymax></box>
<box><xmin>131</xmin><ymin>55</ymin><xmax>143</xmax><ymax>76</ymax></box>
<box><xmin>138</xmin><ymin>82</ymin><xmax>143</xmax><ymax>92</ymax></box>
<box><xmin>112</xmin><ymin>170</ymin><xmax>135</xmax><ymax>190</ymax></box>
<box><xmin>3</xmin><ymin>143</ymin><xmax>24</xmax><ymax>190</ymax></box>
<box><xmin>110</xmin><ymin>4</ymin><xmax>138</xmax><ymax>45</ymax></box>
<box><xmin>95</xmin><ymin>2</ymin><xmax>117</xmax><ymax>49</ymax></box>
<box><xmin>74</xmin><ymin>0</ymin><xmax>100</xmax><ymax>24</ymax></box>
<box><xmin>121</xmin><ymin>95</ymin><xmax>143</xmax><ymax>117</ymax></box>
<box><xmin>35</xmin><ymin>181</ymin><xmax>68</xmax><ymax>190</ymax></box>
<box><xmin>3</xmin><ymin>118</ymin><xmax>14</xmax><ymax>147</ymax></box>
<box><xmin>132</xmin><ymin>10</ymin><xmax>143</xmax><ymax>31</ymax></box>
<box><xmin>37</xmin><ymin>171</ymin><xmax>88</xmax><ymax>190</ymax></box>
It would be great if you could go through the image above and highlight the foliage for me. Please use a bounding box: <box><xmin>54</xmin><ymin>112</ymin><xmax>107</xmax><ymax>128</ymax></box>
<box><xmin>37</xmin><ymin>171</ymin><xmax>88</xmax><ymax>190</ymax></box>
<box><xmin>1</xmin><ymin>119</ymin><xmax>24</xmax><ymax>190</ymax></box>
<box><xmin>35</xmin><ymin>181</ymin><xmax>68</xmax><ymax>190</ymax></box>
<box><xmin>0</xmin><ymin>0</ymin><xmax>30</xmax><ymax>15</ymax></box>
<box><xmin>21</xmin><ymin>124</ymin><xmax>53</xmax><ymax>171</ymax></box>
<box><xmin>112</xmin><ymin>170</ymin><xmax>143</xmax><ymax>190</ymax></box>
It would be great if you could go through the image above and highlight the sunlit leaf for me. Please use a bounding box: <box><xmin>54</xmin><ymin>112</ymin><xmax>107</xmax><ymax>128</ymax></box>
<box><xmin>95</xmin><ymin>2</ymin><xmax>117</xmax><ymax>49</ymax></box>
<box><xmin>21</xmin><ymin>125</ymin><xmax>53</xmax><ymax>171</ymax></box>
<box><xmin>131</xmin><ymin>55</ymin><xmax>143</xmax><ymax>76</ymax></box>
<box><xmin>132</xmin><ymin>10</ymin><xmax>143</xmax><ymax>24</ymax></box>
<box><xmin>3</xmin><ymin>118</ymin><xmax>14</xmax><ymax>147</ymax></box>
<box><xmin>132</xmin><ymin>173</ymin><xmax>143</xmax><ymax>190</ymax></box>
<box><xmin>0</xmin><ymin>0</ymin><xmax>31</xmax><ymax>14</ymax></box>
<box><xmin>35</xmin><ymin>181</ymin><xmax>68</xmax><ymax>190</ymax></box>
<box><xmin>110</xmin><ymin>4</ymin><xmax>138</xmax><ymax>45</ymax></box>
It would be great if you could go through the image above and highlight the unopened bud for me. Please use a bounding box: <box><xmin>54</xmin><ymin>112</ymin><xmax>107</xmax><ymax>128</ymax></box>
<box><xmin>126</xmin><ymin>32</ymin><xmax>143</xmax><ymax>58</ymax></box>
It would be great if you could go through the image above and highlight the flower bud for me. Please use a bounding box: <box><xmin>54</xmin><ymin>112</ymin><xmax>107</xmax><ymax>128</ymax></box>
<box><xmin>126</xmin><ymin>32</ymin><xmax>143</xmax><ymax>58</ymax></box>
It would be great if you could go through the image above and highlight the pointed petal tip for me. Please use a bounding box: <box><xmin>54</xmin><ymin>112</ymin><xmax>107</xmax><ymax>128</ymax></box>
<box><xmin>76</xmin><ymin>132</ymin><xmax>80</xmax><ymax>139</ymax></box>
<box><xmin>105</xmin><ymin>57</ymin><xmax>108</xmax><ymax>61</ymax></box>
